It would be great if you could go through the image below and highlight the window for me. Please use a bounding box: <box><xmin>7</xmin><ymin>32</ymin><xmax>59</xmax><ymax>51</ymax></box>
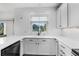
<box><xmin>0</xmin><ymin>23</ymin><xmax>6</xmax><ymax>36</ymax></box>
<box><xmin>31</xmin><ymin>16</ymin><xmax>48</xmax><ymax>35</ymax></box>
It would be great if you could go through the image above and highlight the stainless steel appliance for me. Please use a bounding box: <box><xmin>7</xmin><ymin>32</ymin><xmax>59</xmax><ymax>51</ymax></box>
<box><xmin>72</xmin><ymin>49</ymin><xmax>79</xmax><ymax>56</ymax></box>
<box><xmin>1</xmin><ymin>41</ymin><xmax>20</xmax><ymax>56</ymax></box>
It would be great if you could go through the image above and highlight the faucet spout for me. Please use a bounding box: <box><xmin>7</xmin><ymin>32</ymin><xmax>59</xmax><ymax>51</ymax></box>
<box><xmin>37</xmin><ymin>30</ymin><xmax>41</xmax><ymax>36</ymax></box>
<box><xmin>37</xmin><ymin>32</ymin><xmax>40</xmax><ymax>36</ymax></box>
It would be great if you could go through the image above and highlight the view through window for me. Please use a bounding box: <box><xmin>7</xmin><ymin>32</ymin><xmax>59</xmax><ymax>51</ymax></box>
<box><xmin>31</xmin><ymin>16</ymin><xmax>48</xmax><ymax>33</ymax></box>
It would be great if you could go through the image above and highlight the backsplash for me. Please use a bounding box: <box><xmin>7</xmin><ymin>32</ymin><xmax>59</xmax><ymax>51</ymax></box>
<box><xmin>61</xmin><ymin>28</ymin><xmax>79</xmax><ymax>38</ymax></box>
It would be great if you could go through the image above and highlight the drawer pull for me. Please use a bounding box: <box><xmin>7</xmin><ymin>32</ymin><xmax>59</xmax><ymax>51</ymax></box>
<box><xmin>29</xmin><ymin>40</ymin><xmax>33</xmax><ymax>41</ymax></box>
<box><xmin>60</xmin><ymin>50</ymin><xmax>65</xmax><ymax>54</ymax></box>
<box><xmin>60</xmin><ymin>45</ymin><xmax>65</xmax><ymax>49</ymax></box>
<box><xmin>35</xmin><ymin>43</ymin><xmax>39</xmax><ymax>45</ymax></box>
<box><xmin>42</xmin><ymin>40</ymin><xmax>46</xmax><ymax>42</ymax></box>
<box><xmin>60</xmin><ymin>54</ymin><xmax>63</xmax><ymax>56</ymax></box>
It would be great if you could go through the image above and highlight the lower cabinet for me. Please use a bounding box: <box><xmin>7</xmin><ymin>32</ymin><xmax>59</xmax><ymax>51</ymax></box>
<box><xmin>23</xmin><ymin>38</ymin><xmax>57</xmax><ymax>56</ymax></box>
<box><xmin>38</xmin><ymin>39</ymin><xmax>57</xmax><ymax>55</ymax></box>
<box><xmin>59</xmin><ymin>41</ymin><xmax>72</xmax><ymax>56</ymax></box>
<box><xmin>1</xmin><ymin>41</ymin><xmax>20</xmax><ymax>56</ymax></box>
<box><xmin>23</xmin><ymin>39</ymin><xmax>38</xmax><ymax>54</ymax></box>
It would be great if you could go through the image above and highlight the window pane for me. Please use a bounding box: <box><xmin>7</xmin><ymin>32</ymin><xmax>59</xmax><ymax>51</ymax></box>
<box><xmin>39</xmin><ymin>17</ymin><xmax>48</xmax><ymax>21</ymax></box>
<box><xmin>31</xmin><ymin>16</ymin><xmax>48</xmax><ymax>32</ymax></box>
<box><xmin>40</xmin><ymin>23</ymin><xmax>47</xmax><ymax>32</ymax></box>
<box><xmin>32</xmin><ymin>22</ymin><xmax>40</xmax><ymax>31</ymax></box>
<box><xmin>31</xmin><ymin>17</ymin><xmax>39</xmax><ymax>21</ymax></box>
<box><xmin>0</xmin><ymin>23</ymin><xmax>4</xmax><ymax>35</ymax></box>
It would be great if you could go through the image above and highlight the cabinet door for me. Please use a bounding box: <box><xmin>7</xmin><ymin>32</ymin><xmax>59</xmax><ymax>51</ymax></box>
<box><xmin>56</xmin><ymin>3</ymin><xmax>68</xmax><ymax>28</ymax></box>
<box><xmin>59</xmin><ymin>41</ymin><xmax>72</xmax><ymax>56</ymax></box>
<box><xmin>38</xmin><ymin>39</ymin><xmax>57</xmax><ymax>55</ymax></box>
<box><xmin>68</xmin><ymin>3</ymin><xmax>79</xmax><ymax>27</ymax></box>
<box><xmin>56</xmin><ymin>7</ymin><xmax>61</xmax><ymax>28</ymax></box>
<box><xmin>23</xmin><ymin>39</ymin><xmax>38</xmax><ymax>54</ymax></box>
<box><xmin>60</xmin><ymin>3</ymin><xmax>68</xmax><ymax>28</ymax></box>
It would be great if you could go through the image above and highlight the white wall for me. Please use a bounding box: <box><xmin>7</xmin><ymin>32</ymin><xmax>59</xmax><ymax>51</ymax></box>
<box><xmin>61</xmin><ymin>28</ymin><xmax>79</xmax><ymax>39</ymax></box>
<box><xmin>0</xmin><ymin>11</ymin><xmax>14</xmax><ymax>19</ymax></box>
<box><xmin>14</xmin><ymin>7</ymin><xmax>60</xmax><ymax>36</ymax></box>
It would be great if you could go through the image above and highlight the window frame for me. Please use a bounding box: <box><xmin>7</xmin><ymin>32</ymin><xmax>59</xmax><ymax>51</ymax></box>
<box><xmin>30</xmin><ymin>15</ymin><xmax>48</xmax><ymax>35</ymax></box>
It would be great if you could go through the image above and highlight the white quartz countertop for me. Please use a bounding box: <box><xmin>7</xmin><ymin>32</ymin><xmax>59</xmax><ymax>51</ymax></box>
<box><xmin>56</xmin><ymin>36</ymin><xmax>79</xmax><ymax>49</ymax></box>
<box><xmin>0</xmin><ymin>35</ymin><xmax>79</xmax><ymax>50</ymax></box>
<box><xmin>0</xmin><ymin>36</ymin><xmax>22</xmax><ymax>50</ymax></box>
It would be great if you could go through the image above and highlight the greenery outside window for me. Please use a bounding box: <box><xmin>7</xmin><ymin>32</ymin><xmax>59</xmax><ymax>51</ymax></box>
<box><xmin>31</xmin><ymin>16</ymin><xmax>48</xmax><ymax>35</ymax></box>
<box><xmin>0</xmin><ymin>23</ymin><xmax>6</xmax><ymax>37</ymax></box>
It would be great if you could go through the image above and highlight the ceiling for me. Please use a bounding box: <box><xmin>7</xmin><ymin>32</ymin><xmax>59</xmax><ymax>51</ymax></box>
<box><xmin>0</xmin><ymin>3</ymin><xmax>59</xmax><ymax>12</ymax></box>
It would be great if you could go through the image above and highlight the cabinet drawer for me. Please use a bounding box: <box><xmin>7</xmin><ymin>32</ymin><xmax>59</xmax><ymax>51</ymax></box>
<box><xmin>59</xmin><ymin>49</ymin><xmax>66</xmax><ymax>56</ymax></box>
<box><xmin>59</xmin><ymin>48</ymin><xmax>72</xmax><ymax>56</ymax></box>
<box><xmin>59</xmin><ymin>47</ymin><xmax>71</xmax><ymax>56</ymax></box>
<box><xmin>23</xmin><ymin>38</ymin><xmax>37</xmax><ymax>44</ymax></box>
<box><xmin>59</xmin><ymin>41</ymin><xmax>71</xmax><ymax>54</ymax></box>
<box><xmin>59</xmin><ymin>41</ymin><xmax>72</xmax><ymax>56</ymax></box>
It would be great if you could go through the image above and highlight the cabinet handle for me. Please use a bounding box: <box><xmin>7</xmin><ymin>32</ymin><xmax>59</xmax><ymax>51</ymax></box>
<box><xmin>60</xmin><ymin>54</ymin><xmax>63</xmax><ymax>56</ymax></box>
<box><xmin>38</xmin><ymin>43</ymin><xmax>39</xmax><ymax>45</ymax></box>
<box><xmin>35</xmin><ymin>43</ymin><xmax>39</xmax><ymax>45</ymax></box>
<box><xmin>29</xmin><ymin>40</ymin><xmax>33</xmax><ymax>41</ymax></box>
<box><xmin>42</xmin><ymin>40</ymin><xmax>46</xmax><ymax>42</ymax></box>
<box><xmin>59</xmin><ymin>25</ymin><xmax>62</xmax><ymax>27</ymax></box>
<box><xmin>60</xmin><ymin>45</ymin><xmax>65</xmax><ymax>49</ymax></box>
<box><xmin>60</xmin><ymin>50</ymin><xmax>65</xmax><ymax>55</ymax></box>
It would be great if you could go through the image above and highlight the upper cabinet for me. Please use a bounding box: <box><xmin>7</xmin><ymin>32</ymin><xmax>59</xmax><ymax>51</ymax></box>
<box><xmin>56</xmin><ymin>6</ymin><xmax>61</xmax><ymax>28</ymax></box>
<box><xmin>57</xmin><ymin>3</ymin><xmax>79</xmax><ymax>28</ymax></box>
<box><xmin>68</xmin><ymin>4</ymin><xmax>79</xmax><ymax>27</ymax></box>
<box><xmin>56</xmin><ymin>3</ymin><xmax>68</xmax><ymax>28</ymax></box>
<box><xmin>60</xmin><ymin>3</ymin><xmax>68</xmax><ymax>28</ymax></box>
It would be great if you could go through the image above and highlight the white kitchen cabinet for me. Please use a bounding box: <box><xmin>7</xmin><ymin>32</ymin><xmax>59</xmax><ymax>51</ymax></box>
<box><xmin>37</xmin><ymin>39</ymin><xmax>50</xmax><ymax>55</ymax></box>
<box><xmin>68</xmin><ymin>4</ymin><xmax>79</xmax><ymax>27</ymax></box>
<box><xmin>60</xmin><ymin>3</ymin><xmax>68</xmax><ymax>28</ymax></box>
<box><xmin>56</xmin><ymin>3</ymin><xmax>68</xmax><ymax>28</ymax></box>
<box><xmin>56</xmin><ymin>7</ymin><xmax>61</xmax><ymax>28</ymax></box>
<box><xmin>38</xmin><ymin>39</ymin><xmax>57</xmax><ymax>55</ymax></box>
<box><xmin>59</xmin><ymin>41</ymin><xmax>72</xmax><ymax>56</ymax></box>
<box><xmin>23</xmin><ymin>39</ymin><xmax>38</xmax><ymax>54</ymax></box>
<box><xmin>23</xmin><ymin>38</ymin><xmax>57</xmax><ymax>56</ymax></box>
<box><xmin>57</xmin><ymin>3</ymin><xmax>79</xmax><ymax>28</ymax></box>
